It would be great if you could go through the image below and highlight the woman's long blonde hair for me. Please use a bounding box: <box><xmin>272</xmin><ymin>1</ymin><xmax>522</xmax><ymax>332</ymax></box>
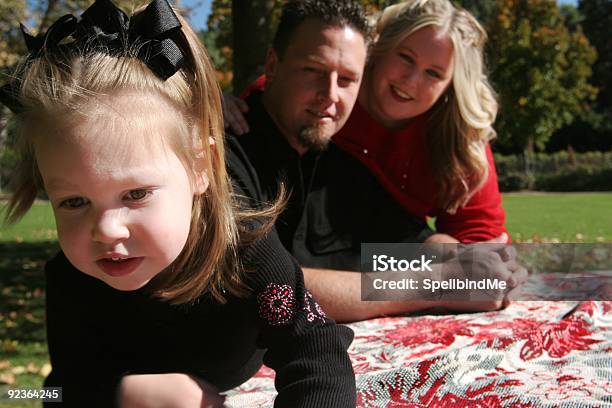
<box><xmin>371</xmin><ymin>0</ymin><xmax>498</xmax><ymax>213</ymax></box>
<box><xmin>4</xmin><ymin>1</ymin><xmax>280</xmax><ymax>304</ymax></box>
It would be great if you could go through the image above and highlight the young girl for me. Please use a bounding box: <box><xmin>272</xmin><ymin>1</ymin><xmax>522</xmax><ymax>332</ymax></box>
<box><xmin>0</xmin><ymin>0</ymin><xmax>355</xmax><ymax>406</ymax></box>
<box><xmin>226</xmin><ymin>0</ymin><xmax>507</xmax><ymax>245</ymax></box>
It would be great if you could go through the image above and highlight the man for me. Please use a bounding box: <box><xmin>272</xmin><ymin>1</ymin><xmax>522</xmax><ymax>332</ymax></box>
<box><xmin>228</xmin><ymin>0</ymin><xmax>521</xmax><ymax>322</ymax></box>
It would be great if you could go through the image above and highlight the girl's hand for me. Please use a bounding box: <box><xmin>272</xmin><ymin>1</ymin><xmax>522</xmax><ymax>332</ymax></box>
<box><xmin>119</xmin><ymin>373</ymin><xmax>225</xmax><ymax>408</ymax></box>
<box><xmin>222</xmin><ymin>92</ymin><xmax>250</xmax><ymax>135</ymax></box>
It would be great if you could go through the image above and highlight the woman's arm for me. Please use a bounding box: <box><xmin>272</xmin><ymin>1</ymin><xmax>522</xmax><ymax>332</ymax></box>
<box><xmin>435</xmin><ymin>144</ymin><xmax>508</xmax><ymax>243</ymax></box>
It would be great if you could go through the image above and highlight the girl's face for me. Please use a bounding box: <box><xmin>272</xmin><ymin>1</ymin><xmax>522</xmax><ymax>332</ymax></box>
<box><xmin>362</xmin><ymin>25</ymin><xmax>454</xmax><ymax>129</ymax></box>
<box><xmin>35</xmin><ymin>103</ymin><xmax>207</xmax><ymax>291</ymax></box>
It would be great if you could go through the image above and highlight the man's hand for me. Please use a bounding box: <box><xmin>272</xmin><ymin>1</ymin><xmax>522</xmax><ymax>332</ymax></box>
<box><xmin>222</xmin><ymin>92</ymin><xmax>250</xmax><ymax>135</ymax></box>
<box><xmin>437</xmin><ymin>237</ymin><xmax>528</xmax><ymax>312</ymax></box>
<box><xmin>119</xmin><ymin>373</ymin><xmax>225</xmax><ymax>408</ymax></box>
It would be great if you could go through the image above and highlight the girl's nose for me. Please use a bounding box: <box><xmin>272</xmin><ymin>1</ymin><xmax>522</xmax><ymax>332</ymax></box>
<box><xmin>91</xmin><ymin>209</ymin><xmax>130</xmax><ymax>244</ymax></box>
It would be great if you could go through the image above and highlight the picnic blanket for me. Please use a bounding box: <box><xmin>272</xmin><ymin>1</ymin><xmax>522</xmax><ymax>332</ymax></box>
<box><xmin>224</xmin><ymin>272</ymin><xmax>612</xmax><ymax>407</ymax></box>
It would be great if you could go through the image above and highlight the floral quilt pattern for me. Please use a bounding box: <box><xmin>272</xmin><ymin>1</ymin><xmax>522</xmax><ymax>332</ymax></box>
<box><xmin>225</xmin><ymin>298</ymin><xmax>611</xmax><ymax>407</ymax></box>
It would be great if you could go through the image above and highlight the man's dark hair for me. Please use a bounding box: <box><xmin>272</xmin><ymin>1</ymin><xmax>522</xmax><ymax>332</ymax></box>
<box><xmin>272</xmin><ymin>0</ymin><xmax>371</xmax><ymax>59</ymax></box>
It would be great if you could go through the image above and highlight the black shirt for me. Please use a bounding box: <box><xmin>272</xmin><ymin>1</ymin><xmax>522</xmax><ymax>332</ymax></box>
<box><xmin>43</xmin><ymin>232</ymin><xmax>356</xmax><ymax>408</ymax></box>
<box><xmin>43</xmin><ymin>142</ymin><xmax>356</xmax><ymax>407</ymax></box>
<box><xmin>228</xmin><ymin>91</ymin><xmax>433</xmax><ymax>271</ymax></box>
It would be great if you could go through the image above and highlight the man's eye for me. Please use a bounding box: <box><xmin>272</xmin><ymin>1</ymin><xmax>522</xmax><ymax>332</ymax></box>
<box><xmin>339</xmin><ymin>76</ymin><xmax>357</xmax><ymax>87</ymax></box>
<box><xmin>125</xmin><ymin>189</ymin><xmax>151</xmax><ymax>201</ymax></box>
<box><xmin>59</xmin><ymin>197</ymin><xmax>88</xmax><ymax>209</ymax></box>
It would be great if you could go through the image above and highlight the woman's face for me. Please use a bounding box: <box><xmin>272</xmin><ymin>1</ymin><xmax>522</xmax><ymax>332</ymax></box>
<box><xmin>363</xmin><ymin>25</ymin><xmax>454</xmax><ymax>129</ymax></box>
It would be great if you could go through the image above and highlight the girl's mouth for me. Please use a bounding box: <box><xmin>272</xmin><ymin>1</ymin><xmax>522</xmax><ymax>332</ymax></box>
<box><xmin>96</xmin><ymin>257</ymin><xmax>144</xmax><ymax>277</ymax></box>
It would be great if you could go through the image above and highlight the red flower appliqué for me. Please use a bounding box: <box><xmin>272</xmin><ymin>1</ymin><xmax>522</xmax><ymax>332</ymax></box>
<box><xmin>257</xmin><ymin>283</ymin><xmax>295</xmax><ymax>326</ymax></box>
<box><xmin>303</xmin><ymin>290</ymin><xmax>326</xmax><ymax>323</ymax></box>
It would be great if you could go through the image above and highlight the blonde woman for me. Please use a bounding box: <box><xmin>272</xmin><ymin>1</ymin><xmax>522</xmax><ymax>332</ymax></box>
<box><xmin>334</xmin><ymin>0</ymin><xmax>505</xmax><ymax>243</ymax></box>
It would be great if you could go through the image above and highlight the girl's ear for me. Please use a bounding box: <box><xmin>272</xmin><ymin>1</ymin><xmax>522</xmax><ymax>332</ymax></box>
<box><xmin>193</xmin><ymin>136</ymin><xmax>215</xmax><ymax>195</ymax></box>
<box><xmin>193</xmin><ymin>170</ymin><xmax>209</xmax><ymax>195</ymax></box>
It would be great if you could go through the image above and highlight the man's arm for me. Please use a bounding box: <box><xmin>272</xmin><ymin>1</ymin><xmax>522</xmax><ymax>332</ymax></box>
<box><xmin>302</xmin><ymin>267</ymin><xmax>441</xmax><ymax>323</ymax></box>
<box><xmin>303</xmin><ymin>234</ymin><xmax>526</xmax><ymax>324</ymax></box>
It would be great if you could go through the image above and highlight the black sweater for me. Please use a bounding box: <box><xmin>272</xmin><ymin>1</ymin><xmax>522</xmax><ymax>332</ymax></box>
<box><xmin>43</xmin><ymin>139</ymin><xmax>356</xmax><ymax>407</ymax></box>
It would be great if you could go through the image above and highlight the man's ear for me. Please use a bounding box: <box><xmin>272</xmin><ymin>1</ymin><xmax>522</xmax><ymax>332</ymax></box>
<box><xmin>264</xmin><ymin>48</ymin><xmax>279</xmax><ymax>82</ymax></box>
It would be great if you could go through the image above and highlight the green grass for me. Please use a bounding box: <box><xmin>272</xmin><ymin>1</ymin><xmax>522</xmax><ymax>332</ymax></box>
<box><xmin>0</xmin><ymin>194</ymin><xmax>610</xmax><ymax>404</ymax></box>
<box><xmin>503</xmin><ymin>192</ymin><xmax>612</xmax><ymax>243</ymax></box>
<box><xmin>0</xmin><ymin>203</ymin><xmax>57</xmax><ymax>243</ymax></box>
<box><xmin>1</xmin><ymin>203</ymin><xmax>57</xmax><ymax>407</ymax></box>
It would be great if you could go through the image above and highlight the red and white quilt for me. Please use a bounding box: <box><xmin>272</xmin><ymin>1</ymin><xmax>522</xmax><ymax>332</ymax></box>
<box><xmin>225</xmin><ymin>298</ymin><xmax>612</xmax><ymax>407</ymax></box>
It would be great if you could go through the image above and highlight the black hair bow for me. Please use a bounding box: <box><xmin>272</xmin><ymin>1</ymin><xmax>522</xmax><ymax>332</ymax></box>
<box><xmin>0</xmin><ymin>0</ymin><xmax>185</xmax><ymax>113</ymax></box>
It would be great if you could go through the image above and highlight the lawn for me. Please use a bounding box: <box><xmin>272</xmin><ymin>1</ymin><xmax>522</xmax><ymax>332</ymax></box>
<box><xmin>0</xmin><ymin>193</ymin><xmax>610</xmax><ymax>404</ymax></box>
<box><xmin>503</xmin><ymin>192</ymin><xmax>612</xmax><ymax>243</ymax></box>
<box><xmin>0</xmin><ymin>203</ymin><xmax>57</xmax><ymax>407</ymax></box>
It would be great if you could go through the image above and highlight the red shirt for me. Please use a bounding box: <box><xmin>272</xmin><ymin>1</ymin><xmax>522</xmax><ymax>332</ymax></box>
<box><xmin>333</xmin><ymin>102</ymin><xmax>507</xmax><ymax>243</ymax></box>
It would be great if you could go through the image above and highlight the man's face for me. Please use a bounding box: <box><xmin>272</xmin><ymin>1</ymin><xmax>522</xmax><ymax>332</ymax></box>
<box><xmin>264</xmin><ymin>19</ymin><xmax>367</xmax><ymax>154</ymax></box>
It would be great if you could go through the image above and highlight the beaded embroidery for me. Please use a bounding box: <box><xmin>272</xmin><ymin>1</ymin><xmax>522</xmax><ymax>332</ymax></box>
<box><xmin>257</xmin><ymin>283</ymin><xmax>295</xmax><ymax>326</ymax></box>
<box><xmin>303</xmin><ymin>290</ymin><xmax>327</xmax><ymax>323</ymax></box>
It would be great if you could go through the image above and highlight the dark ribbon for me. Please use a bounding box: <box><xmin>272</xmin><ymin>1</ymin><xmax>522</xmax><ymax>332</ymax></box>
<box><xmin>0</xmin><ymin>0</ymin><xmax>185</xmax><ymax>114</ymax></box>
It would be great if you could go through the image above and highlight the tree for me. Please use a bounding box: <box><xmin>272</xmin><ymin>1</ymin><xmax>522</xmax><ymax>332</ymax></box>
<box><xmin>487</xmin><ymin>0</ymin><xmax>597</xmax><ymax>154</ymax></box>
<box><xmin>559</xmin><ymin>3</ymin><xmax>582</xmax><ymax>32</ymax></box>
<box><xmin>206</xmin><ymin>0</ymin><xmax>234</xmax><ymax>90</ymax></box>
<box><xmin>455</xmin><ymin>0</ymin><xmax>496</xmax><ymax>25</ymax></box>
<box><xmin>231</xmin><ymin>1</ymin><xmax>276</xmax><ymax>93</ymax></box>
<box><xmin>579</xmin><ymin>0</ymin><xmax>612</xmax><ymax>134</ymax></box>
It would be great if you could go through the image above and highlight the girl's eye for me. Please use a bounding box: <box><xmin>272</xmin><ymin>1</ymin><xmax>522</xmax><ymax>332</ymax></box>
<box><xmin>125</xmin><ymin>189</ymin><xmax>151</xmax><ymax>201</ymax></box>
<box><xmin>59</xmin><ymin>197</ymin><xmax>88</xmax><ymax>209</ymax></box>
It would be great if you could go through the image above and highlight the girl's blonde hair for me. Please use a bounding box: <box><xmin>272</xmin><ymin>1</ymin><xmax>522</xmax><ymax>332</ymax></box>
<box><xmin>4</xmin><ymin>1</ymin><xmax>279</xmax><ymax>304</ymax></box>
<box><xmin>371</xmin><ymin>0</ymin><xmax>498</xmax><ymax>213</ymax></box>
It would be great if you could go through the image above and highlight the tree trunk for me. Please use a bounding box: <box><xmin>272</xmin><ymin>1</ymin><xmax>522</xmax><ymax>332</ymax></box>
<box><xmin>0</xmin><ymin>106</ymin><xmax>8</xmax><ymax>192</ymax></box>
<box><xmin>231</xmin><ymin>0</ymin><xmax>274</xmax><ymax>94</ymax></box>
<box><xmin>523</xmin><ymin>137</ymin><xmax>535</xmax><ymax>190</ymax></box>
<box><xmin>38</xmin><ymin>0</ymin><xmax>60</xmax><ymax>32</ymax></box>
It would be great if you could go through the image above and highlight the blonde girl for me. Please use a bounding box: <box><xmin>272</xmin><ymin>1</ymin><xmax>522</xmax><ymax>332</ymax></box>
<box><xmin>0</xmin><ymin>0</ymin><xmax>355</xmax><ymax>406</ymax></box>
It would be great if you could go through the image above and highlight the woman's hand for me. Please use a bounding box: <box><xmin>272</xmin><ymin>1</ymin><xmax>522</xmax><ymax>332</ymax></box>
<box><xmin>222</xmin><ymin>92</ymin><xmax>250</xmax><ymax>135</ymax></box>
<box><xmin>119</xmin><ymin>373</ymin><xmax>225</xmax><ymax>408</ymax></box>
